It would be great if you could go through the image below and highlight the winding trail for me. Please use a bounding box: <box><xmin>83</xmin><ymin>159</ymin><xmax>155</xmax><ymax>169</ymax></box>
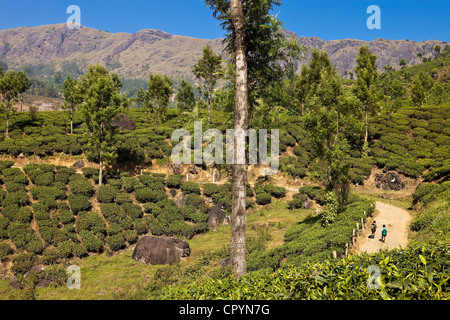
<box><xmin>356</xmin><ymin>201</ymin><xmax>413</xmax><ymax>254</ymax></box>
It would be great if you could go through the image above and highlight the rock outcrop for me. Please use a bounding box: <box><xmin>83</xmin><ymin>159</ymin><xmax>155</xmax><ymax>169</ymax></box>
<box><xmin>132</xmin><ymin>236</ymin><xmax>191</xmax><ymax>265</ymax></box>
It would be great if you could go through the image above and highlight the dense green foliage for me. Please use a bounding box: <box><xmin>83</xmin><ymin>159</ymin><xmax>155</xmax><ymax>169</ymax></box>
<box><xmin>156</xmin><ymin>244</ymin><xmax>448</xmax><ymax>300</ymax></box>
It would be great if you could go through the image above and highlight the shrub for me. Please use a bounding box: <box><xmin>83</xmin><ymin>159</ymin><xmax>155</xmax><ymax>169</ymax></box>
<box><xmin>97</xmin><ymin>185</ymin><xmax>119</xmax><ymax>203</ymax></box>
<box><xmin>41</xmin><ymin>247</ymin><xmax>61</xmax><ymax>265</ymax></box>
<box><xmin>203</xmin><ymin>183</ymin><xmax>220</xmax><ymax>197</ymax></box>
<box><xmin>119</xmin><ymin>215</ymin><xmax>134</xmax><ymax>231</ymax></box>
<box><xmin>143</xmin><ymin>202</ymin><xmax>159</xmax><ymax>214</ymax></box>
<box><xmin>135</xmin><ymin>188</ymin><xmax>166</xmax><ymax>203</ymax></box>
<box><xmin>280</xmin><ymin>134</ymin><xmax>296</xmax><ymax>147</ymax></box>
<box><xmin>30</xmin><ymin>186</ymin><xmax>66</xmax><ymax>201</ymax></box>
<box><xmin>75</xmin><ymin>211</ymin><xmax>106</xmax><ymax>235</ymax></box>
<box><xmin>25</xmin><ymin>239</ymin><xmax>45</xmax><ymax>255</ymax></box>
<box><xmin>256</xmin><ymin>193</ymin><xmax>272</xmax><ymax>205</ymax></box>
<box><xmin>167</xmin><ymin>220</ymin><xmax>194</xmax><ymax>239</ymax></box>
<box><xmin>100</xmin><ymin>203</ymin><xmax>122</xmax><ymax>220</ymax></box>
<box><xmin>81</xmin><ymin>167</ymin><xmax>98</xmax><ymax>178</ymax></box>
<box><xmin>38</xmin><ymin>226</ymin><xmax>59</xmax><ymax>244</ymax></box>
<box><xmin>2</xmin><ymin>191</ymin><xmax>29</xmax><ymax>207</ymax></box>
<box><xmin>189</xmin><ymin>211</ymin><xmax>209</xmax><ymax>224</ymax></box>
<box><xmin>181</xmin><ymin>205</ymin><xmax>197</xmax><ymax>219</ymax></box>
<box><xmin>122</xmin><ymin>229</ymin><xmax>138</xmax><ymax>244</ymax></box>
<box><xmin>107</xmin><ymin>233</ymin><xmax>126</xmax><ymax>251</ymax></box>
<box><xmin>72</xmin><ymin>243</ymin><xmax>87</xmax><ymax>258</ymax></box>
<box><xmin>185</xmin><ymin>194</ymin><xmax>205</xmax><ymax>209</ymax></box>
<box><xmin>122</xmin><ymin>203</ymin><xmax>143</xmax><ymax>219</ymax></box>
<box><xmin>413</xmin><ymin>183</ymin><xmax>438</xmax><ymax>205</ymax></box>
<box><xmin>34</xmin><ymin>172</ymin><xmax>55</xmax><ymax>186</ymax></box>
<box><xmin>114</xmin><ymin>192</ymin><xmax>132</xmax><ymax>204</ymax></box>
<box><xmin>298</xmin><ymin>185</ymin><xmax>325</xmax><ymax>205</ymax></box>
<box><xmin>80</xmin><ymin>230</ymin><xmax>103</xmax><ymax>253</ymax></box>
<box><xmin>0</xmin><ymin>217</ymin><xmax>9</xmax><ymax>239</ymax></box>
<box><xmin>265</xmin><ymin>184</ymin><xmax>287</xmax><ymax>198</ymax></box>
<box><xmin>0</xmin><ymin>241</ymin><xmax>14</xmax><ymax>261</ymax></box>
<box><xmin>56</xmin><ymin>240</ymin><xmax>74</xmax><ymax>258</ymax></box>
<box><xmin>321</xmin><ymin>191</ymin><xmax>339</xmax><ymax>227</ymax></box>
<box><xmin>5</xmin><ymin>181</ymin><xmax>25</xmax><ymax>193</ymax></box>
<box><xmin>166</xmin><ymin>175</ymin><xmax>183</xmax><ymax>189</ymax></box>
<box><xmin>16</xmin><ymin>207</ymin><xmax>33</xmax><ymax>223</ymax></box>
<box><xmin>288</xmin><ymin>193</ymin><xmax>308</xmax><ymax>210</ymax></box>
<box><xmin>121</xmin><ymin>177</ymin><xmax>142</xmax><ymax>192</ymax></box>
<box><xmin>1</xmin><ymin>204</ymin><xmax>20</xmax><ymax>221</ymax></box>
<box><xmin>180</xmin><ymin>181</ymin><xmax>201</xmax><ymax>195</ymax></box>
<box><xmin>2</xmin><ymin>167</ymin><xmax>22</xmax><ymax>178</ymax></box>
<box><xmin>8</xmin><ymin>222</ymin><xmax>34</xmax><ymax>248</ymax></box>
<box><xmin>68</xmin><ymin>194</ymin><xmax>91</xmax><ymax>214</ymax></box>
<box><xmin>107</xmin><ymin>223</ymin><xmax>122</xmax><ymax>236</ymax></box>
<box><xmin>134</xmin><ymin>220</ymin><xmax>148</xmax><ymax>235</ymax></box>
<box><xmin>69</xmin><ymin>176</ymin><xmax>94</xmax><ymax>197</ymax></box>
<box><xmin>59</xmin><ymin>210</ymin><xmax>75</xmax><ymax>225</ymax></box>
<box><xmin>0</xmin><ymin>160</ymin><xmax>14</xmax><ymax>171</ymax></box>
<box><xmin>11</xmin><ymin>252</ymin><xmax>34</xmax><ymax>275</ymax></box>
<box><xmin>144</xmin><ymin>215</ymin><xmax>166</xmax><ymax>236</ymax></box>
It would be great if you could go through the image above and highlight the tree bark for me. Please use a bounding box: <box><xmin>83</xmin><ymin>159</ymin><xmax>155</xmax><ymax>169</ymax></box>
<box><xmin>99</xmin><ymin>157</ymin><xmax>103</xmax><ymax>187</ymax></box>
<box><xmin>208</xmin><ymin>88</ymin><xmax>212</xmax><ymax>125</ymax></box>
<box><xmin>230</xmin><ymin>0</ymin><xmax>248</xmax><ymax>278</ymax></box>
<box><xmin>364</xmin><ymin>109</ymin><xmax>368</xmax><ymax>143</ymax></box>
<box><xmin>5</xmin><ymin>110</ymin><xmax>9</xmax><ymax>138</ymax></box>
<box><xmin>70</xmin><ymin>110</ymin><xmax>74</xmax><ymax>135</ymax></box>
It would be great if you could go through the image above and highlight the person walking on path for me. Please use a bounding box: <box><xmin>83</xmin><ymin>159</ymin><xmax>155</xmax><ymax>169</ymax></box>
<box><xmin>381</xmin><ymin>225</ymin><xmax>387</xmax><ymax>243</ymax></box>
<box><xmin>371</xmin><ymin>221</ymin><xmax>377</xmax><ymax>238</ymax></box>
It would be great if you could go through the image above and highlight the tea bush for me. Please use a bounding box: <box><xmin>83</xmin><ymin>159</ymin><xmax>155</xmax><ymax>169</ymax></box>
<box><xmin>166</xmin><ymin>175</ymin><xmax>184</xmax><ymax>189</ymax></box>
<box><xmin>255</xmin><ymin>193</ymin><xmax>272</xmax><ymax>205</ymax></box>
<box><xmin>157</xmin><ymin>245</ymin><xmax>448</xmax><ymax>300</ymax></box>
<box><xmin>181</xmin><ymin>181</ymin><xmax>201</xmax><ymax>195</ymax></box>
<box><xmin>107</xmin><ymin>233</ymin><xmax>126</xmax><ymax>252</ymax></box>
<box><xmin>135</xmin><ymin>188</ymin><xmax>166</xmax><ymax>203</ymax></box>
<box><xmin>69</xmin><ymin>175</ymin><xmax>94</xmax><ymax>197</ymax></box>
<box><xmin>122</xmin><ymin>203</ymin><xmax>143</xmax><ymax>219</ymax></box>
<box><xmin>68</xmin><ymin>194</ymin><xmax>91</xmax><ymax>214</ymax></box>
<box><xmin>97</xmin><ymin>185</ymin><xmax>119</xmax><ymax>203</ymax></box>
<box><xmin>202</xmin><ymin>183</ymin><xmax>220</xmax><ymax>197</ymax></box>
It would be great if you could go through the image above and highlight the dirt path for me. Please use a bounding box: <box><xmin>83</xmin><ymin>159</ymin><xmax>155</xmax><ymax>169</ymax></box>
<box><xmin>355</xmin><ymin>201</ymin><xmax>413</xmax><ymax>254</ymax></box>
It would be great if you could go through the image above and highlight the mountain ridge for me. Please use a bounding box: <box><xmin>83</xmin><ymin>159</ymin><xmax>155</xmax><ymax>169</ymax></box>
<box><xmin>0</xmin><ymin>23</ymin><xmax>447</xmax><ymax>80</ymax></box>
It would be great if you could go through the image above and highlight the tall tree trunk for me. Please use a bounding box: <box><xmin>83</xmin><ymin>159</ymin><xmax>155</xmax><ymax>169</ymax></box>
<box><xmin>5</xmin><ymin>111</ymin><xmax>9</xmax><ymax>138</ymax></box>
<box><xmin>364</xmin><ymin>109</ymin><xmax>368</xmax><ymax>143</ymax></box>
<box><xmin>70</xmin><ymin>110</ymin><xmax>74</xmax><ymax>135</ymax></box>
<box><xmin>230</xmin><ymin>0</ymin><xmax>248</xmax><ymax>278</ymax></box>
<box><xmin>99</xmin><ymin>125</ymin><xmax>104</xmax><ymax>187</ymax></box>
<box><xmin>208</xmin><ymin>90</ymin><xmax>212</xmax><ymax>125</ymax></box>
<box><xmin>99</xmin><ymin>156</ymin><xmax>103</xmax><ymax>187</ymax></box>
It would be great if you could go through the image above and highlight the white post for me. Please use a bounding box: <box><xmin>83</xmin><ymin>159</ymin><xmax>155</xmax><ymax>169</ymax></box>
<box><xmin>186</xmin><ymin>173</ymin><xmax>189</xmax><ymax>182</ymax></box>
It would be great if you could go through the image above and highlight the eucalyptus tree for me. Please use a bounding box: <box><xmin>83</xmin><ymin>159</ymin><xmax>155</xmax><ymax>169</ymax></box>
<box><xmin>193</xmin><ymin>44</ymin><xmax>224</xmax><ymax>124</ymax></box>
<box><xmin>0</xmin><ymin>70</ymin><xmax>29</xmax><ymax>137</ymax></box>
<box><xmin>63</xmin><ymin>75</ymin><xmax>83</xmax><ymax>134</ymax></box>
<box><xmin>175</xmin><ymin>79</ymin><xmax>196</xmax><ymax>114</ymax></box>
<box><xmin>205</xmin><ymin>0</ymin><xmax>302</xmax><ymax>277</ymax></box>
<box><xmin>79</xmin><ymin>65</ymin><xmax>128</xmax><ymax>186</ymax></box>
<box><xmin>136</xmin><ymin>73</ymin><xmax>173</xmax><ymax>129</ymax></box>
<box><xmin>353</xmin><ymin>46</ymin><xmax>378</xmax><ymax>144</ymax></box>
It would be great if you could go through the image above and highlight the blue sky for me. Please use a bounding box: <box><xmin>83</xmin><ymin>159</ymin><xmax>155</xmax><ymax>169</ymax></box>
<box><xmin>0</xmin><ymin>0</ymin><xmax>449</xmax><ymax>42</ymax></box>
